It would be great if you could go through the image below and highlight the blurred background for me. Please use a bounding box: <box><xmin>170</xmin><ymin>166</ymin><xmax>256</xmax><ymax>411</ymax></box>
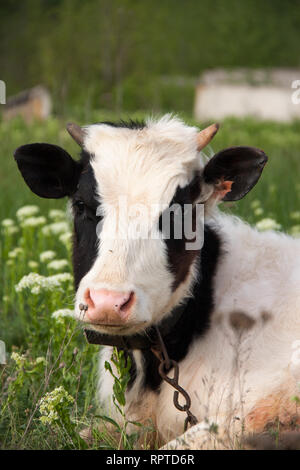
<box><xmin>1</xmin><ymin>0</ymin><xmax>300</xmax><ymax>118</ymax></box>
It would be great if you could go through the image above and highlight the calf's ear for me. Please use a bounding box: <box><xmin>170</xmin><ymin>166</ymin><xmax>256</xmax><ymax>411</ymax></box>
<box><xmin>14</xmin><ymin>143</ymin><xmax>81</xmax><ymax>198</ymax></box>
<box><xmin>203</xmin><ymin>146</ymin><xmax>268</xmax><ymax>201</ymax></box>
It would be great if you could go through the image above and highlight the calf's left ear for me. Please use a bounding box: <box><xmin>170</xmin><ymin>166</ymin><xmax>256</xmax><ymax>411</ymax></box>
<box><xmin>203</xmin><ymin>146</ymin><xmax>268</xmax><ymax>201</ymax></box>
<box><xmin>14</xmin><ymin>143</ymin><xmax>81</xmax><ymax>198</ymax></box>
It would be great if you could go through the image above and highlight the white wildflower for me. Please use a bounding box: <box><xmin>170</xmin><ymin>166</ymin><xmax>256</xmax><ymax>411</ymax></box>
<box><xmin>8</xmin><ymin>247</ymin><xmax>24</xmax><ymax>259</ymax></box>
<box><xmin>21</xmin><ymin>216</ymin><xmax>47</xmax><ymax>228</ymax></box>
<box><xmin>15</xmin><ymin>272</ymin><xmax>73</xmax><ymax>295</ymax></box>
<box><xmin>51</xmin><ymin>309</ymin><xmax>74</xmax><ymax>323</ymax></box>
<box><xmin>16</xmin><ymin>205</ymin><xmax>39</xmax><ymax>220</ymax></box>
<box><xmin>1</xmin><ymin>218</ymin><xmax>15</xmax><ymax>227</ymax></box>
<box><xmin>48</xmin><ymin>209</ymin><xmax>66</xmax><ymax>221</ymax></box>
<box><xmin>3</xmin><ymin>225</ymin><xmax>19</xmax><ymax>235</ymax></box>
<box><xmin>47</xmin><ymin>259</ymin><xmax>69</xmax><ymax>271</ymax></box>
<box><xmin>40</xmin><ymin>250</ymin><xmax>56</xmax><ymax>263</ymax></box>
<box><xmin>11</xmin><ymin>351</ymin><xmax>26</xmax><ymax>368</ymax></box>
<box><xmin>50</xmin><ymin>273</ymin><xmax>73</xmax><ymax>283</ymax></box>
<box><xmin>250</xmin><ymin>200</ymin><xmax>261</xmax><ymax>210</ymax></box>
<box><xmin>28</xmin><ymin>261</ymin><xmax>39</xmax><ymax>270</ymax></box>
<box><xmin>42</xmin><ymin>222</ymin><xmax>69</xmax><ymax>236</ymax></box>
<box><xmin>256</xmin><ymin>218</ymin><xmax>281</xmax><ymax>232</ymax></box>
<box><xmin>35</xmin><ymin>357</ymin><xmax>46</xmax><ymax>365</ymax></box>
<box><xmin>15</xmin><ymin>273</ymin><xmax>62</xmax><ymax>295</ymax></box>
<box><xmin>39</xmin><ymin>386</ymin><xmax>74</xmax><ymax>425</ymax></box>
<box><xmin>59</xmin><ymin>232</ymin><xmax>72</xmax><ymax>246</ymax></box>
<box><xmin>254</xmin><ymin>207</ymin><xmax>263</xmax><ymax>216</ymax></box>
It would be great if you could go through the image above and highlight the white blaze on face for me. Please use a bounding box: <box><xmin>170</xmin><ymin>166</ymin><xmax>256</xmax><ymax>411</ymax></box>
<box><xmin>75</xmin><ymin>116</ymin><xmax>203</xmax><ymax>332</ymax></box>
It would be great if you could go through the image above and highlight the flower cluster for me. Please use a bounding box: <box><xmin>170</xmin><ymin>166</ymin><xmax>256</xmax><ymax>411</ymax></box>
<box><xmin>15</xmin><ymin>272</ymin><xmax>73</xmax><ymax>295</ymax></box>
<box><xmin>51</xmin><ymin>273</ymin><xmax>73</xmax><ymax>283</ymax></box>
<box><xmin>35</xmin><ymin>356</ymin><xmax>46</xmax><ymax>365</ymax></box>
<box><xmin>39</xmin><ymin>251</ymin><xmax>56</xmax><ymax>263</ymax></box>
<box><xmin>28</xmin><ymin>261</ymin><xmax>39</xmax><ymax>270</ymax></box>
<box><xmin>51</xmin><ymin>309</ymin><xmax>74</xmax><ymax>324</ymax></box>
<box><xmin>16</xmin><ymin>205</ymin><xmax>39</xmax><ymax>220</ymax></box>
<box><xmin>47</xmin><ymin>259</ymin><xmax>69</xmax><ymax>271</ymax></box>
<box><xmin>42</xmin><ymin>222</ymin><xmax>70</xmax><ymax>236</ymax></box>
<box><xmin>59</xmin><ymin>232</ymin><xmax>72</xmax><ymax>247</ymax></box>
<box><xmin>8</xmin><ymin>247</ymin><xmax>24</xmax><ymax>259</ymax></box>
<box><xmin>39</xmin><ymin>386</ymin><xmax>74</xmax><ymax>426</ymax></box>
<box><xmin>1</xmin><ymin>220</ymin><xmax>19</xmax><ymax>235</ymax></box>
<box><xmin>1</xmin><ymin>218</ymin><xmax>15</xmax><ymax>227</ymax></box>
<box><xmin>256</xmin><ymin>218</ymin><xmax>282</xmax><ymax>232</ymax></box>
<box><xmin>21</xmin><ymin>216</ymin><xmax>47</xmax><ymax>228</ymax></box>
<box><xmin>11</xmin><ymin>351</ymin><xmax>27</xmax><ymax>368</ymax></box>
<box><xmin>48</xmin><ymin>209</ymin><xmax>66</xmax><ymax>221</ymax></box>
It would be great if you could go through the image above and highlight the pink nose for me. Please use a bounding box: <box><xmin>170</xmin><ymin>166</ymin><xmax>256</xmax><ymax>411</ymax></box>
<box><xmin>84</xmin><ymin>288</ymin><xmax>135</xmax><ymax>325</ymax></box>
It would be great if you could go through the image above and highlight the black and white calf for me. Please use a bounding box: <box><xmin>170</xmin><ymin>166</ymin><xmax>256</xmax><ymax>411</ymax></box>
<box><xmin>14</xmin><ymin>116</ymin><xmax>300</xmax><ymax>446</ymax></box>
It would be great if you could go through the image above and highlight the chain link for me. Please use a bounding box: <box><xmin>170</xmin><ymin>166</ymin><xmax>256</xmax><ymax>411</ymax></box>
<box><xmin>153</xmin><ymin>327</ymin><xmax>198</xmax><ymax>432</ymax></box>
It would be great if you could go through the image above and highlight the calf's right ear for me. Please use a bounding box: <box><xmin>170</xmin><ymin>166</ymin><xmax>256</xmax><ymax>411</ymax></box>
<box><xmin>14</xmin><ymin>143</ymin><xmax>81</xmax><ymax>198</ymax></box>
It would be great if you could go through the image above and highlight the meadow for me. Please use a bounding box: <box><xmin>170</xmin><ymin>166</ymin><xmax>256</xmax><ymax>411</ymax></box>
<box><xmin>1</xmin><ymin>114</ymin><xmax>300</xmax><ymax>449</ymax></box>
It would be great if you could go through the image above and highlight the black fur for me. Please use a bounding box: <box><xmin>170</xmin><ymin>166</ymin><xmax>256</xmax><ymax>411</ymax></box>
<box><xmin>160</xmin><ymin>173</ymin><xmax>201</xmax><ymax>291</ymax></box>
<box><xmin>203</xmin><ymin>146</ymin><xmax>268</xmax><ymax>201</ymax></box>
<box><xmin>14</xmin><ymin>143</ymin><xmax>81</xmax><ymax>198</ymax></box>
<box><xmin>71</xmin><ymin>152</ymin><xmax>100</xmax><ymax>290</ymax></box>
<box><xmin>98</xmin><ymin>119</ymin><xmax>146</xmax><ymax>130</ymax></box>
<box><xmin>139</xmin><ymin>225</ymin><xmax>221</xmax><ymax>391</ymax></box>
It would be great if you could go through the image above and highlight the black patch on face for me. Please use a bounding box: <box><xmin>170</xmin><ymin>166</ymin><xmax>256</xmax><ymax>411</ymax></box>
<box><xmin>160</xmin><ymin>172</ymin><xmax>201</xmax><ymax>291</ymax></box>
<box><xmin>71</xmin><ymin>121</ymin><xmax>146</xmax><ymax>288</ymax></box>
<box><xmin>139</xmin><ymin>224</ymin><xmax>222</xmax><ymax>391</ymax></box>
<box><xmin>72</xmin><ymin>151</ymin><xmax>101</xmax><ymax>290</ymax></box>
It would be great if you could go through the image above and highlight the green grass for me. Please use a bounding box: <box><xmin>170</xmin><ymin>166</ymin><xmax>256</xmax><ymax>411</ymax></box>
<box><xmin>0</xmin><ymin>113</ymin><xmax>300</xmax><ymax>449</ymax></box>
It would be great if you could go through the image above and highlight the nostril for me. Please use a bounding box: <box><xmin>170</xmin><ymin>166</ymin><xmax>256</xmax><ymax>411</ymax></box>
<box><xmin>84</xmin><ymin>288</ymin><xmax>95</xmax><ymax>309</ymax></box>
<box><xmin>120</xmin><ymin>291</ymin><xmax>135</xmax><ymax>316</ymax></box>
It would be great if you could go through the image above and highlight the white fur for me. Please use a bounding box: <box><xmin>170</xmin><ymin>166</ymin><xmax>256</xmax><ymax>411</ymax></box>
<box><xmin>98</xmin><ymin>212</ymin><xmax>300</xmax><ymax>443</ymax></box>
<box><xmin>75</xmin><ymin>115</ymin><xmax>203</xmax><ymax>333</ymax></box>
<box><xmin>73</xmin><ymin>115</ymin><xmax>300</xmax><ymax>444</ymax></box>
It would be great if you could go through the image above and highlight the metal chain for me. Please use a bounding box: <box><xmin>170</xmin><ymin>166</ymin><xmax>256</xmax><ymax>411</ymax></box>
<box><xmin>81</xmin><ymin>303</ymin><xmax>198</xmax><ymax>432</ymax></box>
<box><xmin>152</xmin><ymin>327</ymin><xmax>198</xmax><ymax>432</ymax></box>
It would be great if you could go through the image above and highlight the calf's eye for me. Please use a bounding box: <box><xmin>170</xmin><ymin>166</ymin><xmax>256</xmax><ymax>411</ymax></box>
<box><xmin>74</xmin><ymin>200</ymin><xmax>85</xmax><ymax>215</ymax></box>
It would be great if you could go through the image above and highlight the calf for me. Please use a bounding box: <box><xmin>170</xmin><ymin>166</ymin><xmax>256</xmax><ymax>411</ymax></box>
<box><xmin>14</xmin><ymin>116</ymin><xmax>300</xmax><ymax>448</ymax></box>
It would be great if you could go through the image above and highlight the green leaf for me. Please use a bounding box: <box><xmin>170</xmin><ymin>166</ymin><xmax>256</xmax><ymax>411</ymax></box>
<box><xmin>104</xmin><ymin>361</ymin><xmax>112</xmax><ymax>373</ymax></box>
<box><xmin>94</xmin><ymin>414</ymin><xmax>121</xmax><ymax>432</ymax></box>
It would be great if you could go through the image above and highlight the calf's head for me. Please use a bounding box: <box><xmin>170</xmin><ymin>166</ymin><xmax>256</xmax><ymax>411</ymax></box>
<box><xmin>14</xmin><ymin>116</ymin><xmax>267</xmax><ymax>335</ymax></box>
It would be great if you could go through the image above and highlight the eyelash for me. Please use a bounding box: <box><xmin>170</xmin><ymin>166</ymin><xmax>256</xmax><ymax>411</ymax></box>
<box><xmin>73</xmin><ymin>200</ymin><xmax>85</xmax><ymax>215</ymax></box>
<box><xmin>73</xmin><ymin>201</ymin><xmax>103</xmax><ymax>222</ymax></box>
